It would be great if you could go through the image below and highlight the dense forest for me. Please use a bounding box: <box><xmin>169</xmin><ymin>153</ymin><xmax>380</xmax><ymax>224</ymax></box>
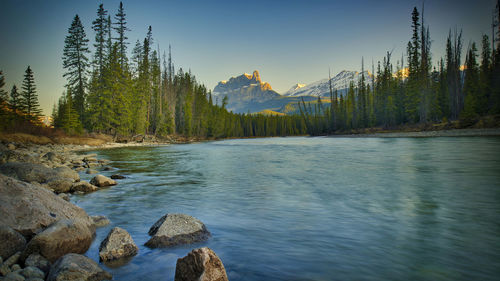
<box><xmin>1</xmin><ymin>2</ymin><xmax>499</xmax><ymax>138</ymax></box>
<box><xmin>300</xmin><ymin>3</ymin><xmax>500</xmax><ymax>135</ymax></box>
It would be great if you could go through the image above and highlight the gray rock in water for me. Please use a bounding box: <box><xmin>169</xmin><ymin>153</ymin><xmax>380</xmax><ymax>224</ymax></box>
<box><xmin>110</xmin><ymin>174</ymin><xmax>125</xmax><ymax>179</ymax></box>
<box><xmin>89</xmin><ymin>175</ymin><xmax>116</xmax><ymax>187</ymax></box>
<box><xmin>25</xmin><ymin>254</ymin><xmax>51</xmax><ymax>275</ymax></box>
<box><xmin>20</xmin><ymin>266</ymin><xmax>45</xmax><ymax>280</ymax></box>
<box><xmin>3</xmin><ymin>272</ymin><xmax>25</xmax><ymax>281</ymax></box>
<box><xmin>45</xmin><ymin>178</ymin><xmax>74</xmax><ymax>194</ymax></box>
<box><xmin>70</xmin><ymin>181</ymin><xmax>97</xmax><ymax>194</ymax></box>
<box><xmin>42</xmin><ymin>152</ymin><xmax>58</xmax><ymax>162</ymax></box>
<box><xmin>22</xmin><ymin>219</ymin><xmax>93</xmax><ymax>263</ymax></box>
<box><xmin>85</xmin><ymin>169</ymin><xmax>98</xmax><ymax>174</ymax></box>
<box><xmin>103</xmin><ymin>166</ymin><xmax>113</xmax><ymax>171</ymax></box>
<box><xmin>11</xmin><ymin>264</ymin><xmax>21</xmax><ymax>272</ymax></box>
<box><xmin>47</xmin><ymin>253</ymin><xmax>112</xmax><ymax>281</ymax></box>
<box><xmin>90</xmin><ymin>216</ymin><xmax>110</xmax><ymax>228</ymax></box>
<box><xmin>0</xmin><ymin>226</ymin><xmax>26</xmax><ymax>260</ymax></box>
<box><xmin>145</xmin><ymin>214</ymin><xmax>210</xmax><ymax>248</ymax></box>
<box><xmin>174</xmin><ymin>247</ymin><xmax>228</xmax><ymax>281</ymax></box>
<box><xmin>99</xmin><ymin>227</ymin><xmax>138</xmax><ymax>262</ymax></box>
<box><xmin>0</xmin><ymin>174</ymin><xmax>94</xmax><ymax>238</ymax></box>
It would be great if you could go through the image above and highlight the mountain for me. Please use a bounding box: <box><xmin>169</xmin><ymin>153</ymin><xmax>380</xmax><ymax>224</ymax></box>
<box><xmin>283</xmin><ymin>70</ymin><xmax>373</xmax><ymax>97</ymax></box>
<box><xmin>212</xmin><ymin>70</ymin><xmax>282</xmax><ymax>113</ymax></box>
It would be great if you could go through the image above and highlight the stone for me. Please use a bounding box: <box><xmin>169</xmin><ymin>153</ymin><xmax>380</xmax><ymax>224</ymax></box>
<box><xmin>3</xmin><ymin>272</ymin><xmax>25</xmax><ymax>281</ymax></box>
<box><xmin>25</xmin><ymin>254</ymin><xmax>51</xmax><ymax>275</ymax></box>
<box><xmin>10</xmin><ymin>264</ymin><xmax>21</xmax><ymax>272</ymax></box>
<box><xmin>19</xmin><ymin>267</ymin><xmax>45</xmax><ymax>280</ymax></box>
<box><xmin>42</xmin><ymin>152</ymin><xmax>58</xmax><ymax>162</ymax></box>
<box><xmin>7</xmin><ymin>143</ymin><xmax>16</xmax><ymax>150</ymax></box>
<box><xmin>45</xmin><ymin>178</ymin><xmax>73</xmax><ymax>194</ymax></box>
<box><xmin>85</xmin><ymin>169</ymin><xmax>98</xmax><ymax>174</ymax></box>
<box><xmin>0</xmin><ymin>252</ymin><xmax>21</xmax><ymax>276</ymax></box>
<box><xmin>145</xmin><ymin>214</ymin><xmax>210</xmax><ymax>248</ymax></box>
<box><xmin>89</xmin><ymin>175</ymin><xmax>116</xmax><ymax>187</ymax></box>
<box><xmin>22</xmin><ymin>219</ymin><xmax>93</xmax><ymax>263</ymax></box>
<box><xmin>47</xmin><ymin>254</ymin><xmax>112</xmax><ymax>281</ymax></box>
<box><xmin>57</xmin><ymin>193</ymin><xmax>70</xmax><ymax>202</ymax></box>
<box><xmin>70</xmin><ymin>181</ymin><xmax>97</xmax><ymax>194</ymax></box>
<box><xmin>90</xmin><ymin>216</ymin><xmax>110</xmax><ymax>228</ymax></box>
<box><xmin>110</xmin><ymin>174</ymin><xmax>125</xmax><ymax>179</ymax></box>
<box><xmin>0</xmin><ymin>174</ymin><xmax>94</xmax><ymax>238</ymax></box>
<box><xmin>0</xmin><ymin>226</ymin><xmax>26</xmax><ymax>260</ymax></box>
<box><xmin>99</xmin><ymin>227</ymin><xmax>138</xmax><ymax>262</ymax></box>
<box><xmin>103</xmin><ymin>166</ymin><xmax>113</xmax><ymax>171</ymax></box>
<box><xmin>174</xmin><ymin>247</ymin><xmax>228</xmax><ymax>281</ymax></box>
<box><xmin>0</xmin><ymin>162</ymin><xmax>79</xmax><ymax>186</ymax></box>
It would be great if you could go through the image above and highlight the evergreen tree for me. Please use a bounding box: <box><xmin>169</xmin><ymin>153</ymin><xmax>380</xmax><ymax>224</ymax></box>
<box><xmin>461</xmin><ymin>43</ymin><xmax>480</xmax><ymax>121</ymax></box>
<box><xmin>20</xmin><ymin>66</ymin><xmax>41</xmax><ymax>120</ymax></box>
<box><xmin>62</xmin><ymin>14</ymin><xmax>90</xmax><ymax>124</ymax></box>
<box><xmin>0</xmin><ymin>70</ymin><xmax>7</xmax><ymax>105</ymax></box>
<box><xmin>479</xmin><ymin>35</ymin><xmax>491</xmax><ymax>114</ymax></box>
<box><xmin>446</xmin><ymin>29</ymin><xmax>463</xmax><ymax>119</ymax></box>
<box><xmin>9</xmin><ymin>85</ymin><xmax>22</xmax><ymax>114</ymax></box>
<box><xmin>406</xmin><ymin>7</ymin><xmax>421</xmax><ymax>123</ymax></box>
<box><xmin>92</xmin><ymin>4</ymin><xmax>108</xmax><ymax>75</ymax></box>
<box><xmin>113</xmin><ymin>1</ymin><xmax>130</xmax><ymax>68</ymax></box>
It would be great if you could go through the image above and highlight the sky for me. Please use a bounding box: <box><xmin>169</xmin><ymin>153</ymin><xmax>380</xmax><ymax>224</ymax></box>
<box><xmin>0</xmin><ymin>0</ymin><xmax>497</xmax><ymax>115</ymax></box>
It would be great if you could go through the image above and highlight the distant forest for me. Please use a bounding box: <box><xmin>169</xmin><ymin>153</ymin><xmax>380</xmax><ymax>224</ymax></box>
<box><xmin>300</xmin><ymin>3</ymin><xmax>500</xmax><ymax>135</ymax></box>
<box><xmin>1</xmin><ymin>2</ymin><xmax>500</xmax><ymax>138</ymax></box>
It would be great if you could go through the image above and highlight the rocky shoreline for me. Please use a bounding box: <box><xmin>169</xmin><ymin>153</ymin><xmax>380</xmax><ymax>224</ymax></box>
<box><xmin>0</xmin><ymin>141</ymin><xmax>228</xmax><ymax>281</ymax></box>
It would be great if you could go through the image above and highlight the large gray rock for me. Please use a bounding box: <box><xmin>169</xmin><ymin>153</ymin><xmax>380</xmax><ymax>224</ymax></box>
<box><xmin>25</xmin><ymin>254</ymin><xmax>51</xmax><ymax>275</ymax></box>
<box><xmin>0</xmin><ymin>174</ymin><xmax>94</xmax><ymax>238</ymax></box>
<box><xmin>0</xmin><ymin>252</ymin><xmax>21</xmax><ymax>276</ymax></box>
<box><xmin>0</xmin><ymin>225</ymin><xmax>26</xmax><ymax>260</ymax></box>
<box><xmin>70</xmin><ymin>181</ymin><xmax>97</xmax><ymax>194</ymax></box>
<box><xmin>22</xmin><ymin>219</ymin><xmax>93</xmax><ymax>263</ymax></box>
<box><xmin>174</xmin><ymin>247</ymin><xmax>228</xmax><ymax>281</ymax></box>
<box><xmin>45</xmin><ymin>178</ymin><xmax>73</xmax><ymax>194</ymax></box>
<box><xmin>47</xmin><ymin>254</ymin><xmax>112</xmax><ymax>281</ymax></box>
<box><xmin>89</xmin><ymin>175</ymin><xmax>116</xmax><ymax>187</ymax></box>
<box><xmin>3</xmin><ymin>272</ymin><xmax>25</xmax><ymax>281</ymax></box>
<box><xmin>145</xmin><ymin>214</ymin><xmax>210</xmax><ymax>248</ymax></box>
<box><xmin>99</xmin><ymin>227</ymin><xmax>138</xmax><ymax>262</ymax></box>
<box><xmin>0</xmin><ymin>162</ymin><xmax>79</xmax><ymax>185</ymax></box>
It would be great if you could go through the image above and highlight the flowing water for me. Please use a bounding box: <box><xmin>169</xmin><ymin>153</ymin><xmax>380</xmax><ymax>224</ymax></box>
<box><xmin>73</xmin><ymin>136</ymin><xmax>500</xmax><ymax>281</ymax></box>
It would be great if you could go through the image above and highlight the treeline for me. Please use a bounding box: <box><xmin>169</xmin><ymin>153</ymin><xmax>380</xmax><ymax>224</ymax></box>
<box><xmin>0</xmin><ymin>66</ymin><xmax>44</xmax><ymax>131</ymax></box>
<box><xmin>50</xmin><ymin>2</ymin><xmax>305</xmax><ymax>138</ymax></box>
<box><xmin>300</xmin><ymin>4</ymin><xmax>500</xmax><ymax>135</ymax></box>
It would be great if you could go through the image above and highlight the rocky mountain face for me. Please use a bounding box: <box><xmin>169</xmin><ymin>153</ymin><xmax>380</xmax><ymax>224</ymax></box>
<box><xmin>212</xmin><ymin>70</ymin><xmax>281</xmax><ymax>113</ymax></box>
<box><xmin>283</xmin><ymin>70</ymin><xmax>373</xmax><ymax>97</ymax></box>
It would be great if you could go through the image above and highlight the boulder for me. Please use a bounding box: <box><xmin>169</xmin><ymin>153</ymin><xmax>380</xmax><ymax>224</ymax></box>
<box><xmin>0</xmin><ymin>162</ymin><xmax>79</xmax><ymax>185</ymax></box>
<box><xmin>25</xmin><ymin>254</ymin><xmax>51</xmax><ymax>275</ymax></box>
<box><xmin>45</xmin><ymin>178</ymin><xmax>73</xmax><ymax>194</ymax></box>
<box><xmin>103</xmin><ymin>166</ymin><xmax>113</xmax><ymax>171</ymax></box>
<box><xmin>0</xmin><ymin>226</ymin><xmax>26</xmax><ymax>260</ymax></box>
<box><xmin>47</xmin><ymin>254</ymin><xmax>112</xmax><ymax>281</ymax></box>
<box><xmin>110</xmin><ymin>174</ymin><xmax>125</xmax><ymax>179</ymax></box>
<box><xmin>22</xmin><ymin>219</ymin><xmax>93</xmax><ymax>263</ymax></box>
<box><xmin>99</xmin><ymin>227</ymin><xmax>138</xmax><ymax>262</ymax></box>
<box><xmin>89</xmin><ymin>175</ymin><xmax>116</xmax><ymax>187</ymax></box>
<box><xmin>145</xmin><ymin>214</ymin><xmax>210</xmax><ymax>248</ymax></box>
<box><xmin>174</xmin><ymin>247</ymin><xmax>228</xmax><ymax>281</ymax></box>
<box><xmin>90</xmin><ymin>216</ymin><xmax>110</xmax><ymax>228</ymax></box>
<box><xmin>20</xmin><ymin>266</ymin><xmax>45</xmax><ymax>280</ymax></box>
<box><xmin>85</xmin><ymin>169</ymin><xmax>98</xmax><ymax>174</ymax></box>
<box><xmin>42</xmin><ymin>152</ymin><xmax>58</xmax><ymax>162</ymax></box>
<box><xmin>70</xmin><ymin>181</ymin><xmax>97</xmax><ymax>194</ymax></box>
<box><xmin>0</xmin><ymin>174</ymin><xmax>94</xmax><ymax>238</ymax></box>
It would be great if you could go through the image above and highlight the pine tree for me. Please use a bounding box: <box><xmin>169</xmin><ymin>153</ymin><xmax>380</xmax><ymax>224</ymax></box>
<box><xmin>10</xmin><ymin>85</ymin><xmax>22</xmax><ymax>114</ymax></box>
<box><xmin>61</xmin><ymin>88</ymin><xmax>83</xmax><ymax>134</ymax></box>
<box><xmin>20</xmin><ymin>66</ymin><xmax>41</xmax><ymax>120</ymax></box>
<box><xmin>461</xmin><ymin>43</ymin><xmax>480</xmax><ymax>122</ymax></box>
<box><xmin>446</xmin><ymin>29</ymin><xmax>463</xmax><ymax>119</ymax></box>
<box><xmin>406</xmin><ymin>7</ymin><xmax>421</xmax><ymax>123</ymax></box>
<box><xmin>479</xmin><ymin>35</ymin><xmax>491</xmax><ymax>115</ymax></box>
<box><xmin>113</xmin><ymin>1</ymin><xmax>130</xmax><ymax>69</ymax></box>
<box><xmin>92</xmin><ymin>4</ymin><xmax>108</xmax><ymax>75</ymax></box>
<box><xmin>62</xmin><ymin>14</ymin><xmax>90</xmax><ymax>124</ymax></box>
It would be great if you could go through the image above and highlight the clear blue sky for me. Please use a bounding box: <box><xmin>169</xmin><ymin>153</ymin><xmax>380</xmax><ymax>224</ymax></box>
<box><xmin>0</xmin><ymin>0</ymin><xmax>496</xmax><ymax>115</ymax></box>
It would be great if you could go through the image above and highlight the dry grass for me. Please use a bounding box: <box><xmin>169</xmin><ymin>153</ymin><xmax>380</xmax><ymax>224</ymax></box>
<box><xmin>0</xmin><ymin>133</ymin><xmax>53</xmax><ymax>144</ymax></box>
<box><xmin>0</xmin><ymin>132</ymin><xmax>111</xmax><ymax>146</ymax></box>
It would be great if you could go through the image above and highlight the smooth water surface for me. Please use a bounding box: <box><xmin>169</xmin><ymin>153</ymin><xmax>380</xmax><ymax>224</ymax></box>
<box><xmin>74</xmin><ymin>137</ymin><xmax>500</xmax><ymax>280</ymax></box>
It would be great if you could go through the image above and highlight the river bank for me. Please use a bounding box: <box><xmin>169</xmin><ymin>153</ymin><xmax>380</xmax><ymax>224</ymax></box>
<box><xmin>0</xmin><ymin>139</ymin><xmax>228</xmax><ymax>281</ymax></box>
<box><xmin>332</xmin><ymin>128</ymin><xmax>500</xmax><ymax>138</ymax></box>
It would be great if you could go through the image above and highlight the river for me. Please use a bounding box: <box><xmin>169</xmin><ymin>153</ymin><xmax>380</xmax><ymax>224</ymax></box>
<box><xmin>73</xmin><ymin>136</ymin><xmax>500</xmax><ymax>280</ymax></box>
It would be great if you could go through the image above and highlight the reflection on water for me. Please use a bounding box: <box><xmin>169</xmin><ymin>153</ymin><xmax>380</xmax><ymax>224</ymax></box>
<box><xmin>73</xmin><ymin>137</ymin><xmax>500</xmax><ymax>281</ymax></box>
